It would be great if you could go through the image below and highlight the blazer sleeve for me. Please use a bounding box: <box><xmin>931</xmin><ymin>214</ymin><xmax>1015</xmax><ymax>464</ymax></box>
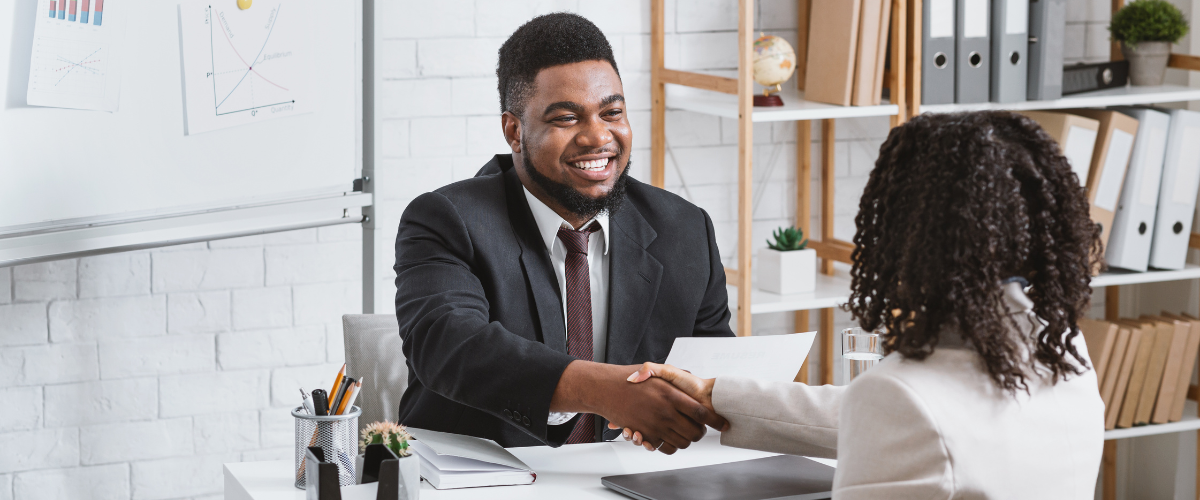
<box><xmin>692</xmin><ymin>209</ymin><xmax>735</xmax><ymax>338</ymax></box>
<box><xmin>833</xmin><ymin>373</ymin><xmax>952</xmax><ymax>499</ymax></box>
<box><xmin>710</xmin><ymin>377</ymin><xmax>842</xmax><ymax>459</ymax></box>
<box><xmin>394</xmin><ymin>191</ymin><xmax>577</xmax><ymax>445</ymax></box>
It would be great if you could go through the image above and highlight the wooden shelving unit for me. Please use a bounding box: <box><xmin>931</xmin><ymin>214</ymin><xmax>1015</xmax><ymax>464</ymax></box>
<box><xmin>650</xmin><ymin>0</ymin><xmax>909</xmax><ymax>385</ymax></box>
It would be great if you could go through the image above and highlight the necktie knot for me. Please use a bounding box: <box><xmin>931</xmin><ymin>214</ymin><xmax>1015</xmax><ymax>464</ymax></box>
<box><xmin>557</xmin><ymin>221</ymin><xmax>600</xmax><ymax>255</ymax></box>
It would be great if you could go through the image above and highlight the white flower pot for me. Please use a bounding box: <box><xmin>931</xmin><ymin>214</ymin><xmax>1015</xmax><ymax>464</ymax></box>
<box><xmin>756</xmin><ymin>248</ymin><xmax>816</xmax><ymax>294</ymax></box>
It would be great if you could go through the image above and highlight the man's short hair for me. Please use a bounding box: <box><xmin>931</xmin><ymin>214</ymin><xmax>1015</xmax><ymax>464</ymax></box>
<box><xmin>496</xmin><ymin>13</ymin><xmax>619</xmax><ymax>118</ymax></box>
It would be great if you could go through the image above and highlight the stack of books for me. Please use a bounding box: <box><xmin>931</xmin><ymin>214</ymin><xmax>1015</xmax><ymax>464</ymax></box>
<box><xmin>803</xmin><ymin>0</ymin><xmax>892</xmax><ymax>106</ymax></box>
<box><xmin>1081</xmin><ymin>316</ymin><xmax>1200</xmax><ymax>430</ymax></box>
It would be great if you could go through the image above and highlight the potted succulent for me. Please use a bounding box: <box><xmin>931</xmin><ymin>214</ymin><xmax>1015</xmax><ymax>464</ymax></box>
<box><xmin>1110</xmin><ymin>0</ymin><xmax>1189</xmax><ymax>86</ymax></box>
<box><xmin>358</xmin><ymin>421</ymin><xmax>419</xmax><ymax>499</ymax></box>
<box><xmin>756</xmin><ymin>226</ymin><xmax>816</xmax><ymax>295</ymax></box>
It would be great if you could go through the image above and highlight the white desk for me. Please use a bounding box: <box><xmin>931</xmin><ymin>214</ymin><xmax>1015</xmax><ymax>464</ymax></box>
<box><xmin>225</xmin><ymin>433</ymin><xmax>836</xmax><ymax>499</ymax></box>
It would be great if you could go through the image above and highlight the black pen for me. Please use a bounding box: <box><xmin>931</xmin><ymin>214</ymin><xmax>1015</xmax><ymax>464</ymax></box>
<box><xmin>312</xmin><ymin>389</ymin><xmax>329</xmax><ymax>416</ymax></box>
<box><xmin>330</xmin><ymin>376</ymin><xmax>355</xmax><ymax>415</ymax></box>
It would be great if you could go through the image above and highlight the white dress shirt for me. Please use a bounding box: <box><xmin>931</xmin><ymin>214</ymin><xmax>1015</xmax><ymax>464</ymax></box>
<box><xmin>522</xmin><ymin>187</ymin><xmax>610</xmax><ymax>426</ymax></box>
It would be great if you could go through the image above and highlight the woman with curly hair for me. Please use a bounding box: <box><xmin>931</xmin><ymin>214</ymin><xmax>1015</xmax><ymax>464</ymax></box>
<box><xmin>616</xmin><ymin>111</ymin><xmax>1105</xmax><ymax>498</ymax></box>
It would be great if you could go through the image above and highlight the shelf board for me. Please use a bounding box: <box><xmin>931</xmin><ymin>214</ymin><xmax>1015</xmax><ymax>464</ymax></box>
<box><xmin>737</xmin><ymin>263</ymin><xmax>1200</xmax><ymax>315</ymax></box>
<box><xmin>1105</xmin><ymin>402</ymin><xmax>1200</xmax><ymax>440</ymax></box>
<box><xmin>666</xmin><ymin>85</ymin><xmax>900</xmax><ymax>122</ymax></box>
<box><xmin>921</xmin><ymin>84</ymin><xmax>1200</xmax><ymax>114</ymax></box>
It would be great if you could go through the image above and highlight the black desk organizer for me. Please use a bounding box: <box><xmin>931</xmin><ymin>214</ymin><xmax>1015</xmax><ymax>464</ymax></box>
<box><xmin>305</xmin><ymin>444</ymin><xmax>408</xmax><ymax>500</ymax></box>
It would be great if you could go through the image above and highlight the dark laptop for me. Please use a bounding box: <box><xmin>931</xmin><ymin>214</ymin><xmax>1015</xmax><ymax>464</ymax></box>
<box><xmin>601</xmin><ymin>454</ymin><xmax>835</xmax><ymax>500</ymax></box>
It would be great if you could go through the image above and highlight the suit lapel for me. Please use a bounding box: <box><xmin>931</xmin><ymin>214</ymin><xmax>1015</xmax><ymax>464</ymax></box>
<box><xmin>605</xmin><ymin>202</ymin><xmax>663</xmax><ymax>366</ymax></box>
<box><xmin>502</xmin><ymin>166</ymin><xmax>567</xmax><ymax>354</ymax></box>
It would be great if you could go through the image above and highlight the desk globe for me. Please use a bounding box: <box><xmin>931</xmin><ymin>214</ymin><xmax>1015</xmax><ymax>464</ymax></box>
<box><xmin>752</xmin><ymin>34</ymin><xmax>796</xmax><ymax>107</ymax></box>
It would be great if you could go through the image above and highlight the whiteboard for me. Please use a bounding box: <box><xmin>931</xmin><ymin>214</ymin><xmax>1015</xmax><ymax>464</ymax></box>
<box><xmin>0</xmin><ymin>0</ymin><xmax>360</xmax><ymax>232</ymax></box>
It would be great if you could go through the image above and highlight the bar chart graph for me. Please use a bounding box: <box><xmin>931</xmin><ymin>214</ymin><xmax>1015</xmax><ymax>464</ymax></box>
<box><xmin>46</xmin><ymin>0</ymin><xmax>102</xmax><ymax>25</ymax></box>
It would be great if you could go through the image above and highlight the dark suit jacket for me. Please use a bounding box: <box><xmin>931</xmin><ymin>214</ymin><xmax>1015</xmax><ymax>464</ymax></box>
<box><xmin>393</xmin><ymin>154</ymin><xmax>734</xmax><ymax>448</ymax></box>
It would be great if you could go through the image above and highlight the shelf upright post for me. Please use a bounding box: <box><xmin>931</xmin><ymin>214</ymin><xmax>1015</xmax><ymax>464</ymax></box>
<box><xmin>889</xmin><ymin>0</ymin><xmax>908</xmax><ymax>127</ymax></box>
<box><xmin>650</xmin><ymin>0</ymin><xmax>666</xmax><ymax>189</ymax></box>
<box><xmin>819</xmin><ymin>119</ymin><xmax>837</xmax><ymax>383</ymax></box>
<box><xmin>736</xmin><ymin>0</ymin><xmax>755</xmax><ymax>336</ymax></box>
<box><xmin>1102</xmin><ymin>285</ymin><xmax>1120</xmax><ymax>500</ymax></box>
<box><xmin>793</xmin><ymin>0</ymin><xmax>813</xmax><ymax>384</ymax></box>
<box><xmin>908</xmin><ymin>0</ymin><xmax>922</xmax><ymax>117</ymax></box>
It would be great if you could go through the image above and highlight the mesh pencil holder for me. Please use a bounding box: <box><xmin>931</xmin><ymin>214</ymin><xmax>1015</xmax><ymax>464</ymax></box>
<box><xmin>293</xmin><ymin>406</ymin><xmax>360</xmax><ymax>489</ymax></box>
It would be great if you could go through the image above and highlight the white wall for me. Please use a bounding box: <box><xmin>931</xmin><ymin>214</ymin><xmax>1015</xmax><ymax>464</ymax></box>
<box><xmin>0</xmin><ymin>0</ymin><xmax>1150</xmax><ymax>499</ymax></box>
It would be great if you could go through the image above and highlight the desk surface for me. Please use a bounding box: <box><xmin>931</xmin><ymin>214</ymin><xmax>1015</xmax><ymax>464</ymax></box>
<box><xmin>225</xmin><ymin>433</ymin><xmax>836</xmax><ymax>500</ymax></box>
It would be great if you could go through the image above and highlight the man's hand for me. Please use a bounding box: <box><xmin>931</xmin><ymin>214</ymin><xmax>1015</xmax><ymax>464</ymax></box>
<box><xmin>607</xmin><ymin>362</ymin><xmax>726</xmax><ymax>451</ymax></box>
<box><xmin>550</xmin><ymin>361</ymin><xmax>726</xmax><ymax>454</ymax></box>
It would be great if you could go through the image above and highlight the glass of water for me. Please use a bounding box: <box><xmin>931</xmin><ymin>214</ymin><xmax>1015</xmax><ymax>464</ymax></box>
<box><xmin>842</xmin><ymin>327</ymin><xmax>884</xmax><ymax>383</ymax></box>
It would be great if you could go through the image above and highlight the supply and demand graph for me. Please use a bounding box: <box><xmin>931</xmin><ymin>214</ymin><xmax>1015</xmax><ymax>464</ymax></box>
<box><xmin>180</xmin><ymin>0</ymin><xmax>312</xmax><ymax>134</ymax></box>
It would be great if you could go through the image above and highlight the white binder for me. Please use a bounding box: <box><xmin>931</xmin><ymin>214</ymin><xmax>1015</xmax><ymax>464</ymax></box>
<box><xmin>1106</xmin><ymin>107</ymin><xmax>1169</xmax><ymax>271</ymax></box>
<box><xmin>1150</xmin><ymin>108</ymin><xmax>1200</xmax><ymax>270</ymax></box>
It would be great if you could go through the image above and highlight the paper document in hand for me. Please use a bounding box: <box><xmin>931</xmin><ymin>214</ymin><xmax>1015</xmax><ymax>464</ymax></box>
<box><xmin>407</xmin><ymin>427</ymin><xmax>535</xmax><ymax>490</ymax></box>
<box><xmin>665</xmin><ymin>332</ymin><xmax>817</xmax><ymax>381</ymax></box>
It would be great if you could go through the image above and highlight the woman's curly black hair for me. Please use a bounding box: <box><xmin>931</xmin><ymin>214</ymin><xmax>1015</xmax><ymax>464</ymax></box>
<box><xmin>847</xmin><ymin>111</ymin><xmax>1103</xmax><ymax>394</ymax></box>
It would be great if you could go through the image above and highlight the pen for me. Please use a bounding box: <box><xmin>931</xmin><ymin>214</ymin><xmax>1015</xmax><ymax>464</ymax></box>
<box><xmin>300</xmin><ymin>387</ymin><xmax>314</xmax><ymax>414</ymax></box>
<box><xmin>339</xmin><ymin>380</ymin><xmax>362</xmax><ymax>415</ymax></box>
<box><xmin>328</xmin><ymin>364</ymin><xmax>346</xmax><ymax>412</ymax></box>
<box><xmin>312</xmin><ymin>389</ymin><xmax>329</xmax><ymax>416</ymax></box>
<box><xmin>331</xmin><ymin>376</ymin><xmax>355</xmax><ymax>416</ymax></box>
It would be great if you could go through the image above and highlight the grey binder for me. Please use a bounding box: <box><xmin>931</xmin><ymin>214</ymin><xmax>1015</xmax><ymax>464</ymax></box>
<box><xmin>956</xmin><ymin>0</ymin><xmax>991</xmax><ymax>103</ymax></box>
<box><xmin>923</xmin><ymin>0</ymin><xmax>956</xmax><ymax>105</ymax></box>
<box><xmin>601</xmin><ymin>455</ymin><xmax>834</xmax><ymax>500</ymax></box>
<box><xmin>990</xmin><ymin>0</ymin><xmax>1028</xmax><ymax>102</ymax></box>
<box><xmin>1027</xmin><ymin>0</ymin><xmax>1066</xmax><ymax>100</ymax></box>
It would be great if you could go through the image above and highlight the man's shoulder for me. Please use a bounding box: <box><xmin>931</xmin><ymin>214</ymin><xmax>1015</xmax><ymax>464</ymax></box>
<box><xmin>427</xmin><ymin>170</ymin><xmax>508</xmax><ymax>207</ymax></box>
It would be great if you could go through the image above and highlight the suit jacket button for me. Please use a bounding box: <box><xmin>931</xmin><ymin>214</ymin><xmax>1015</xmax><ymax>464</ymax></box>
<box><xmin>513</xmin><ymin>411</ymin><xmax>522</xmax><ymax>421</ymax></box>
<box><xmin>522</xmin><ymin>416</ymin><xmax>530</xmax><ymax>426</ymax></box>
<box><xmin>503</xmin><ymin>410</ymin><xmax>512</xmax><ymax>419</ymax></box>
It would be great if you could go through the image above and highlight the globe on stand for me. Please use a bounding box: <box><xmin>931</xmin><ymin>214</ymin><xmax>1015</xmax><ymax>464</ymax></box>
<box><xmin>752</xmin><ymin>34</ymin><xmax>797</xmax><ymax>107</ymax></box>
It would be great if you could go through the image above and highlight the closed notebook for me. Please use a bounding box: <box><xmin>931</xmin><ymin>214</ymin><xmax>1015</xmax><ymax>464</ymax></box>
<box><xmin>1078</xmin><ymin>318</ymin><xmax>1118</xmax><ymax>384</ymax></box>
<box><xmin>853</xmin><ymin>0</ymin><xmax>886</xmax><ymax>106</ymax></box>
<box><xmin>1148</xmin><ymin>318</ymin><xmax>1191</xmax><ymax>424</ymax></box>
<box><xmin>1066</xmin><ymin>109</ymin><xmax>1139</xmax><ymax>252</ymax></box>
<box><xmin>406</xmin><ymin>427</ymin><xmax>535</xmax><ymax>489</ymax></box>
<box><xmin>805</xmin><ymin>0</ymin><xmax>862</xmax><ymax>106</ymax></box>
<box><xmin>1105</xmin><ymin>107</ymin><xmax>1171</xmax><ymax>272</ymax></box>
<box><xmin>1100</xmin><ymin>327</ymin><xmax>1132</xmax><ymax>410</ymax></box>
<box><xmin>1133</xmin><ymin>319</ymin><xmax>1175</xmax><ymax>425</ymax></box>
<box><xmin>1116</xmin><ymin>321</ymin><xmax>1155</xmax><ymax>428</ymax></box>
<box><xmin>1163</xmin><ymin>313</ymin><xmax>1200</xmax><ymax>422</ymax></box>
<box><xmin>1107</xmin><ymin>324</ymin><xmax>1143</xmax><ymax>430</ymax></box>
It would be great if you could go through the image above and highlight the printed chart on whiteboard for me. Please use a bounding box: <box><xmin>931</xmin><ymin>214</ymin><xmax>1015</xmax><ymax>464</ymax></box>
<box><xmin>179</xmin><ymin>0</ymin><xmax>312</xmax><ymax>134</ymax></box>
<box><xmin>27</xmin><ymin>0</ymin><xmax>125</xmax><ymax>111</ymax></box>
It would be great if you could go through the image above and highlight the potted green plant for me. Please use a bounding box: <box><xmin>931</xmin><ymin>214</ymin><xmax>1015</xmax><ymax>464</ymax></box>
<box><xmin>1110</xmin><ymin>0</ymin><xmax>1190</xmax><ymax>86</ymax></box>
<box><xmin>756</xmin><ymin>226</ymin><xmax>815</xmax><ymax>295</ymax></box>
<box><xmin>357</xmin><ymin>421</ymin><xmax>419</xmax><ymax>499</ymax></box>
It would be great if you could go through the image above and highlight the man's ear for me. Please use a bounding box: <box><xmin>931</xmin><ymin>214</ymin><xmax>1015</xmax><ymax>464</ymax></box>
<box><xmin>501</xmin><ymin>112</ymin><xmax>522</xmax><ymax>154</ymax></box>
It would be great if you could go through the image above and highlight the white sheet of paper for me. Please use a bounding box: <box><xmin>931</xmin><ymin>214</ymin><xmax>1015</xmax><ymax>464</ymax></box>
<box><xmin>178</xmin><ymin>0</ymin><xmax>313</xmax><ymax>134</ymax></box>
<box><xmin>664</xmin><ymin>332</ymin><xmax>817</xmax><ymax>381</ymax></box>
<box><xmin>27</xmin><ymin>0</ymin><xmax>126</xmax><ymax>111</ymax></box>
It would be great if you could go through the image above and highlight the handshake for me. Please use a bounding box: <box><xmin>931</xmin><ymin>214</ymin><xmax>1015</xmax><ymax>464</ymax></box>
<box><xmin>554</xmin><ymin>360</ymin><xmax>722</xmax><ymax>455</ymax></box>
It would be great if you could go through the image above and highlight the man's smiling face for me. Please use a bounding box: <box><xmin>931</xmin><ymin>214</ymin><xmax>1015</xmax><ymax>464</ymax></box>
<box><xmin>505</xmin><ymin>59</ymin><xmax>633</xmax><ymax>223</ymax></box>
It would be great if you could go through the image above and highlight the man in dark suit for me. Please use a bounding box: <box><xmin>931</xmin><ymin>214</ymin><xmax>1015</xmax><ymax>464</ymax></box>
<box><xmin>394</xmin><ymin>13</ymin><xmax>734</xmax><ymax>453</ymax></box>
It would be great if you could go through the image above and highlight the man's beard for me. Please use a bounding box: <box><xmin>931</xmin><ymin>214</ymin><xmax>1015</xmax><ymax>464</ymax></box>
<box><xmin>521</xmin><ymin>148</ymin><xmax>631</xmax><ymax>221</ymax></box>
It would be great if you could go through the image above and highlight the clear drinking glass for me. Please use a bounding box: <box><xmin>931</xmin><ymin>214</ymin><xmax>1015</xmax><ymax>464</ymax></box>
<box><xmin>842</xmin><ymin>327</ymin><xmax>884</xmax><ymax>383</ymax></box>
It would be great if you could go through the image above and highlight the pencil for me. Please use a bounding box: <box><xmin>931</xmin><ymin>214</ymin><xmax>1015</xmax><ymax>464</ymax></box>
<box><xmin>338</xmin><ymin>381</ymin><xmax>362</xmax><ymax>415</ymax></box>
<box><xmin>330</xmin><ymin>376</ymin><xmax>354</xmax><ymax>416</ymax></box>
<box><xmin>328</xmin><ymin>364</ymin><xmax>345</xmax><ymax>411</ymax></box>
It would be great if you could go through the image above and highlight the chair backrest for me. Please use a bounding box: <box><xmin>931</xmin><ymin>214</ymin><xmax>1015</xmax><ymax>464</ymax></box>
<box><xmin>341</xmin><ymin>314</ymin><xmax>407</xmax><ymax>435</ymax></box>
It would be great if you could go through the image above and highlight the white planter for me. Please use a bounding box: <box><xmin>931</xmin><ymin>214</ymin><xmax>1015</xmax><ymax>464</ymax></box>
<box><xmin>756</xmin><ymin>248</ymin><xmax>816</xmax><ymax>294</ymax></box>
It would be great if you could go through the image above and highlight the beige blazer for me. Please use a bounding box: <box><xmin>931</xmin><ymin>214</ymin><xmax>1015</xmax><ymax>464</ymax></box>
<box><xmin>712</xmin><ymin>283</ymin><xmax>1105</xmax><ymax>499</ymax></box>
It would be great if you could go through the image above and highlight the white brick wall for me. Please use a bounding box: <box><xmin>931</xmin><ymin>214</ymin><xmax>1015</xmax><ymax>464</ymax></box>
<box><xmin>1</xmin><ymin>1</ymin><xmax>1117</xmax><ymax>499</ymax></box>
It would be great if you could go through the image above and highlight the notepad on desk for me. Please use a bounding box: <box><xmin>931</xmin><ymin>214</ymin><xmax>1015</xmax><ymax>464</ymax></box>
<box><xmin>407</xmin><ymin>427</ymin><xmax>536</xmax><ymax>489</ymax></box>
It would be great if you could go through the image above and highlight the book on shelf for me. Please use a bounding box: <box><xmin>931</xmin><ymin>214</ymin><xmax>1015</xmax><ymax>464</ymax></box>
<box><xmin>852</xmin><ymin>0</ymin><xmax>891</xmax><ymax>106</ymax></box>
<box><xmin>1116</xmin><ymin>319</ymin><xmax>1155</xmax><ymax>429</ymax></box>
<box><xmin>1079</xmin><ymin>318</ymin><xmax>1118</xmax><ymax>383</ymax></box>
<box><xmin>1162</xmin><ymin>312</ymin><xmax>1200</xmax><ymax>422</ymax></box>
<box><xmin>1145</xmin><ymin>317</ymin><xmax>1190</xmax><ymax>424</ymax></box>
<box><xmin>804</xmin><ymin>0</ymin><xmax>862</xmax><ymax>106</ymax></box>
<box><xmin>1100</xmin><ymin>326</ymin><xmax>1132</xmax><ymax>411</ymax></box>
<box><xmin>1132</xmin><ymin>319</ymin><xmax>1175</xmax><ymax>426</ymax></box>
<box><xmin>870</xmin><ymin>0</ymin><xmax>892</xmax><ymax>106</ymax></box>
<box><xmin>1107</xmin><ymin>322</ymin><xmax>1143</xmax><ymax>430</ymax></box>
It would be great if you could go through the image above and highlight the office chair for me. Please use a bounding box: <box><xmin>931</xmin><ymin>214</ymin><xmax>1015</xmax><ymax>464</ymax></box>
<box><xmin>341</xmin><ymin>314</ymin><xmax>408</xmax><ymax>435</ymax></box>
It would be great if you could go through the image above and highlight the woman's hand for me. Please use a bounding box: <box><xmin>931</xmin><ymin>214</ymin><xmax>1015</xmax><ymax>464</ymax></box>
<box><xmin>609</xmin><ymin>362</ymin><xmax>726</xmax><ymax>451</ymax></box>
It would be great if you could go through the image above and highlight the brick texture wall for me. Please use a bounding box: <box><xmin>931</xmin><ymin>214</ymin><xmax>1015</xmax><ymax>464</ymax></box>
<box><xmin>2</xmin><ymin>1</ymin><xmax>1116</xmax><ymax>498</ymax></box>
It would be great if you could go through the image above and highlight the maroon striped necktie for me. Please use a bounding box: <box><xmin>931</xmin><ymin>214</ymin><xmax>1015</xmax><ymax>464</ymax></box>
<box><xmin>559</xmin><ymin>221</ymin><xmax>600</xmax><ymax>444</ymax></box>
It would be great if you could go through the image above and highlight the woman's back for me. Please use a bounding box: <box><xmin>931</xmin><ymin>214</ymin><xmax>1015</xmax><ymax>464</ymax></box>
<box><xmin>834</xmin><ymin>284</ymin><xmax>1105</xmax><ymax>499</ymax></box>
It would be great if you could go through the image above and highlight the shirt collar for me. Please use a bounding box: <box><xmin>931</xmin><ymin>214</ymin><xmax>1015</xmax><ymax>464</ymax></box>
<box><xmin>522</xmin><ymin>186</ymin><xmax>610</xmax><ymax>256</ymax></box>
